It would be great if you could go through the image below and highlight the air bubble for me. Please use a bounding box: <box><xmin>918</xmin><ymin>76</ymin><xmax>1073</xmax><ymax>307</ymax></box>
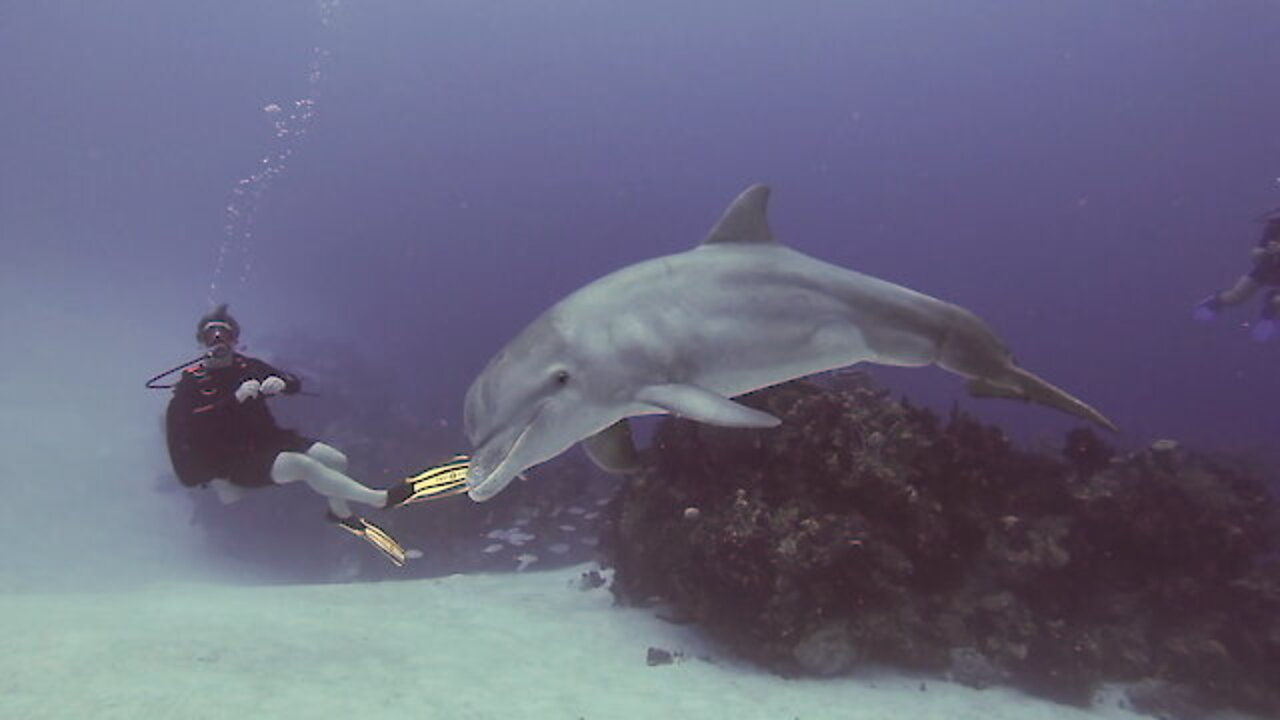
<box><xmin>209</xmin><ymin>1</ymin><xmax>337</xmax><ymax>303</ymax></box>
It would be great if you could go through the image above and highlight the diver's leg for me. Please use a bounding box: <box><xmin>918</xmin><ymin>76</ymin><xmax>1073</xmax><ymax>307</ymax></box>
<box><xmin>1196</xmin><ymin>276</ymin><xmax>1259</xmax><ymax>320</ymax></box>
<box><xmin>270</xmin><ymin>452</ymin><xmax>388</xmax><ymax>515</ymax></box>
<box><xmin>306</xmin><ymin>442</ymin><xmax>348</xmax><ymax>472</ymax></box>
<box><xmin>209</xmin><ymin>478</ymin><xmax>246</xmax><ymax>505</ymax></box>
<box><xmin>1218</xmin><ymin>275</ymin><xmax>1261</xmax><ymax>306</ymax></box>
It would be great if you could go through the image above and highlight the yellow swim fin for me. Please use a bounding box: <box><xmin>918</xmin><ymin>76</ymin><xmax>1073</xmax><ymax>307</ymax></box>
<box><xmin>332</xmin><ymin>514</ymin><xmax>408</xmax><ymax>567</ymax></box>
<box><xmin>385</xmin><ymin>455</ymin><xmax>470</xmax><ymax>508</ymax></box>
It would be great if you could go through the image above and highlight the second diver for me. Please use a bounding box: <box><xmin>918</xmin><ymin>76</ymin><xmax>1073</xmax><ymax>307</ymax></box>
<box><xmin>1194</xmin><ymin>211</ymin><xmax>1280</xmax><ymax>341</ymax></box>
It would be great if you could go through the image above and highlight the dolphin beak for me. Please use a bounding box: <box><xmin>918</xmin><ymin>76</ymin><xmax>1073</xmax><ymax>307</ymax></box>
<box><xmin>464</xmin><ymin>455</ymin><xmax>504</xmax><ymax>502</ymax></box>
<box><xmin>467</xmin><ymin>480</ymin><xmax>501</xmax><ymax>502</ymax></box>
<box><xmin>466</xmin><ymin>418</ymin><xmax>537</xmax><ymax>501</ymax></box>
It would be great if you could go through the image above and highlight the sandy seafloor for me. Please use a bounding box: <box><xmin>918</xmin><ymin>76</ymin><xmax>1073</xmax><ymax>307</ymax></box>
<box><xmin>0</xmin><ymin>562</ymin><xmax>1173</xmax><ymax>720</ymax></box>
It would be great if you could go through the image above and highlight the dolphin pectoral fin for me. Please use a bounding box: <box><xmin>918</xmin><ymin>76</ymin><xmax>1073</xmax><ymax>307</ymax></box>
<box><xmin>636</xmin><ymin>384</ymin><xmax>782</xmax><ymax>428</ymax></box>
<box><xmin>582</xmin><ymin>419</ymin><xmax>643</xmax><ymax>475</ymax></box>
<box><xmin>968</xmin><ymin>371</ymin><xmax>1118</xmax><ymax>432</ymax></box>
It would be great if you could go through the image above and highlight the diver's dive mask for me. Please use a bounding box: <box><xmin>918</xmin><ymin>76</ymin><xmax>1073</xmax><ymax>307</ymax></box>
<box><xmin>199</xmin><ymin>321</ymin><xmax>237</xmax><ymax>356</ymax></box>
<box><xmin>143</xmin><ymin>317</ymin><xmax>238</xmax><ymax>389</ymax></box>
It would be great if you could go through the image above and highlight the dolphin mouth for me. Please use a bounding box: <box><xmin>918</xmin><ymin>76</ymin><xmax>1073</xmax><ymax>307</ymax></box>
<box><xmin>467</xmin><ymin>408</ymin><xmax>540</xmax><ymax>501</ymax></box>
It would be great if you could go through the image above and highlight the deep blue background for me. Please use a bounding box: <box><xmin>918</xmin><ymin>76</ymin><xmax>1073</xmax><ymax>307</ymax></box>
<box><xmin>4</xmin><ymin>0</ymin><xmax>1279</xmax><ymax>461</ymax></box>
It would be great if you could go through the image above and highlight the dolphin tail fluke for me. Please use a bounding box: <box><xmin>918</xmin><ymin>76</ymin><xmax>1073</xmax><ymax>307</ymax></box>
<box><xmin>966</xmin><ymin>368</ymin><xmax>1117</xmax><ymax>432</ymax></box>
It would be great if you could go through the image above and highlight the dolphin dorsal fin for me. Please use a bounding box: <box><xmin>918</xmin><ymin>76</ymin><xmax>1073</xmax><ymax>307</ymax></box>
<box><xmin>701</xmin><ymin>184</ymin><xmax>776</xmax><ymax>246</ymax></box>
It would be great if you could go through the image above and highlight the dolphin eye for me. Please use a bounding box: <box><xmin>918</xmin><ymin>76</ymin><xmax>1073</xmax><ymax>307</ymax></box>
<box><xmin>553</xmin><ymin>369</ymin><xmax>570</xmax><ymax>386</ymax></box>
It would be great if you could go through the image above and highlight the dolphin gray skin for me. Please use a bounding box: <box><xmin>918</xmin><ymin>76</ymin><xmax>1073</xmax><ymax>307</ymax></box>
<box><xmin>462</xmin><ymin>184</ymin><xmax>1115</xmax><ymax>502</ymax></box>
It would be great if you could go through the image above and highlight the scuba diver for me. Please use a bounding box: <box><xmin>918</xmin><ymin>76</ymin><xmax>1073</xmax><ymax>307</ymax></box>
<box><xmin>158</xmin><ymin>304</ymin><xmax>469</xmax><ymax>566</ymax></box>
<box><xmin>1194</xmin><ymin>212</ymin><xmax>1280</xmax><ymax>341</ymax></box>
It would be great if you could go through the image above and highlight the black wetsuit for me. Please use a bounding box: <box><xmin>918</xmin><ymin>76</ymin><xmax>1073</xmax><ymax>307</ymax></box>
<box><xmin>1248</xmin><ymin>220</ymin><xmax>1280</xmax><ymax>286</ymax></box>
<box><xmin>165</xmin><ymin>354</ymin><xmax>311</xmax><ymax>488</ymax></box>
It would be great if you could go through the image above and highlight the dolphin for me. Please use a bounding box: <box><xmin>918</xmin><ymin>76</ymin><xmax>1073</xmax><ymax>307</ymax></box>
<box><xmin>462</xmin><ymin>185</ymin><xmax>1115</xmax><ymax>501</ymax></box>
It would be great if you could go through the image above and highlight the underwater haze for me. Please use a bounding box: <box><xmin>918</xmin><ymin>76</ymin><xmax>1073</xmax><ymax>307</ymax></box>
<box><xmin>1</xmin><ymin>1</ymin><xmax>1279</xmax><ymax>717</ymax></box>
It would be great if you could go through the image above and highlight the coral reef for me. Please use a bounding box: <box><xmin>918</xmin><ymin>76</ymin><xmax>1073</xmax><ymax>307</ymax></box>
<box><xmin>603</xmin><ymin>375</ymin><xmax>1280</xmax><ymax>717</ymax></box>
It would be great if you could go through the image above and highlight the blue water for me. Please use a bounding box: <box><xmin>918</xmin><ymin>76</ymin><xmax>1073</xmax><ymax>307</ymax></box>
<box><xmin>7</xmin><ymin>1</ymin><xmax>1278</xmax><ymax>456</ymax></box>
<box><xmin>3</xmin><ymin>0</ymin><xmax>1280</xmax><ymax>682</ymax></box>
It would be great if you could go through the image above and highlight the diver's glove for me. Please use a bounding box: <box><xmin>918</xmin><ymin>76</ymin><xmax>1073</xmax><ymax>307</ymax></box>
<box><xmin>235</xmin><ymin>379</ymin><xmax>262</xmax><ymax>403</ymax></box>
<box><xmin>260</xmin><ymin>376</ymin><xmax>287</xmax><ymax>396</ymax></box>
